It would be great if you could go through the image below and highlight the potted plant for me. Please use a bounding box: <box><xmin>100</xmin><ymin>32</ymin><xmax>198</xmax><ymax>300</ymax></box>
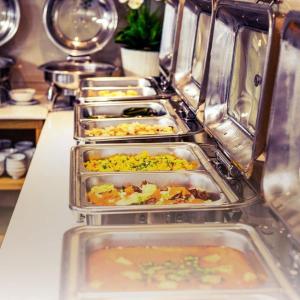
<box><xmin>115</xmin><ymin>0</ymin><xmax>164</xmax><ymax>77</ymax></box>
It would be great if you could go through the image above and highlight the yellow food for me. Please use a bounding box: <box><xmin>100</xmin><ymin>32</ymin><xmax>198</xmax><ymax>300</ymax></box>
<box><xmin>84</xmin><ymin>151</ymin><xmax>197</xmax><ymax>172</ymax></box>
<box><xmin>87</xmin><ymin>89</ymin><xmax>139</xmax><ymax>97</ymax></box>
<box><xmin>85</xmin><ymin>122</ymin><xmax>174</xmax><ymax>137</ymax></box>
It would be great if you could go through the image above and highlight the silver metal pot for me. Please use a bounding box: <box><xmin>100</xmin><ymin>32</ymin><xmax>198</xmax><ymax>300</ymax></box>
<box><xmin>0</xmin><ymin>57</ymin><xmax>14</xmax><ymax>106</ymax></box>
<box><xmin>39</xmin><ymin>57</ymin><xmax>116</xmax><ymax>90</ymax></box>
<box><xmin>0</xmin><ymin>0</ymin><xmax>20</xmax><ymax>47</ymax></box>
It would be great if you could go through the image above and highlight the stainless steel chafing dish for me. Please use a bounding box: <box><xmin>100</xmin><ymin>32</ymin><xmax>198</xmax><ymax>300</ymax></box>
<box><xmin>40</xmin><ymin>0</ymin><xmax>118</xmax><ymax>111</ymax></box>
<box><xmin>70</xmin><ymin>0</ymin><xmax>282</xmax><ymax>225</ymax></box>
<box><xmin>262</xmin><ymin>10</ymin><xmax>300</xmax><ymax>249</ymax></box>
<box><xmin>74</xmin><ymin>100</ymin><xmax>203</xmax><ymax>143</ymax></box>
<box><xmin>0</xmin><ymin>0</ymin><xmax>20</xmax><ymax>106</ymax></box>
<box><xmin>203</xmin><ymin>0</ymin><xmax>281</xmax><ymax>178</ymax></box>
<box><xmin>75</xmin><ymin>100</ymin><xmax>171</xmax><ymax>120</ymax></box>
<box><xmin>60</xmin><ymin>224</ymin><xmax>298</xmax><ymax>300</ymax></box>
<box><xmin>77</xmin><ymin>0</ymin><xmax>185</xmax><ymax>102</ymax></box>
<box><xmin>76</xmin><ymin>116</ymin><xmax>189</xmax><ymax>143</ymax></box>
<box><xmin>173</xmin><ymin>0</ymin><xmax>214</xmax><ymax>111</ymax></box>
<box><xmin>70</xmin><ymin>143</ymin><xmax>257</xmax><ymax>225</ymax></box>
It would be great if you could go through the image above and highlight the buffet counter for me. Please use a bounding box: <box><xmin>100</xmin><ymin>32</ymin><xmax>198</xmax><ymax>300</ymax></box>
<box><xmin>0</xmin><ymin>111</ymin><xmax>76</xmax><ymax>300</ymax></box>
<box><xmin>0</xmin><ymin>95</ymin><xmax>48</xmax><ymax>120</ymax></box>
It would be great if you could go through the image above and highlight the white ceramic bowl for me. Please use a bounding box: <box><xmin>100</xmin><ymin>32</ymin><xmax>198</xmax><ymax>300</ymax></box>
<box><xmin>9</xmin><ymin>88</ymin><xmax>36</xmax><ymax>102</ymax></box>
<box><xmin>15</xmin><ymin>141</ymin><xmax>34</xmax><ymax>151</ymax></box>
<box><xmin>0</xmin><ymin>148</ymin><xmax>17</xmax><ymax>158</ymax></box>
<box><xmin>0</xmin><ymin>154</ymin><xmax>5</xmax><ymax>177</ymax></box>
<box><xmin>0</xmin><ymin>139</ymin><xmax>12</xmax><ymax>149</ymax></box>
<box><xmin>23</xmin><ymin>147</ymin><xmax>36</xmax><ymax>166</ymax></box>
<box><xmin>6</xmin><ymin>153</ymin><xmax>27</xmax><ymax>179</ymax></box>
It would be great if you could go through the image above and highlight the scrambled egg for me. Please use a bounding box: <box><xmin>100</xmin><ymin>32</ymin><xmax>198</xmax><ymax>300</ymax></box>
<box><xmin>85</xmin><ymin>122</ymin><xmax>174</xmax><ymax>137</ymax></box>
<box><xmin>84</xmin><ymin>151</ymin><xmax>197</xmax><ymax>172</ymax></box>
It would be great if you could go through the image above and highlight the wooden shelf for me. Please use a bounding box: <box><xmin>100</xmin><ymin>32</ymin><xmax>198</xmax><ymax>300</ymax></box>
<box><xmin>0</xmin><ymin>177</ymin><xmax>25</xmax><ymax>191</ymax></box>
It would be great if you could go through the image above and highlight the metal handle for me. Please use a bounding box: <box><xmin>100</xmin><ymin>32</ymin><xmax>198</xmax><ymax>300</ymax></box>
<box><xmin>215</xmin><ymin>150</ymin><xmax>240</xmax><ymax>179</ymax></box>
<box><xmin>255</xmin><ymin>0</ymin><xmax>281</xmax><ymax>6</ymax></box>
<box><xmin>66</xmin><ymin>55</ymin><xmax>92</xmax><ymax>63</ymax></box>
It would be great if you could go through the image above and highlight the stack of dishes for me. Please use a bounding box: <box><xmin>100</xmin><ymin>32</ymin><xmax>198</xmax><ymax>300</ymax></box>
<box><xmin>0</xmin><ymin>139</ymin><xmax>36</xmax><ymax>178</ymax></box>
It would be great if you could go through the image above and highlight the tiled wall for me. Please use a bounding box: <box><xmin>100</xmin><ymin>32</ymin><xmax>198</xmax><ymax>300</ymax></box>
<box><xmin>0</xmin><ymin>0</ymin><xmax>127</xmax><ymax>92</ymax></box>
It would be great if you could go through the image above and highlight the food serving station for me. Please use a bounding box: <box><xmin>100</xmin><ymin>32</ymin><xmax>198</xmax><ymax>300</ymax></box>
<box><xmin>0</xmin><ymin>0</ymin><xmax>300</xmax><ymax>300</ymax></box>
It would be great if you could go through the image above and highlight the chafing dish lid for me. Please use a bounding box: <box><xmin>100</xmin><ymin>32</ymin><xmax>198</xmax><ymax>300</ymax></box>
<box><xmin>204</xmin><ymin>0</ymin><xmax>277</xmax><ymax>177</ymax></box>
<box><xmin>262</xmin><ymin>11</ymin><xmax>300</xmax><ymax>248</ymax></box>
<box><xmin>0</xmin><ymin>0</ymin><xmax>20</xmax><ymax>47</ymax></box>
<box><xmin>43</xmin><ymin>0</ymin><xmax>118</xmax><ymax>56</ymax></box>
<box><xmin>39</xmin><ymin>58</ymin><xmax>115</xmax><ymax>74</ymax></box>
<box><xmin>159</xmin><ymin>0</ymin><xmax>184</xmax><ymax>80</ymax></box>
<box><xmin>173</xmin><ymin>0</ymin><xmax>212</xmax><ymax>112</ymax></box>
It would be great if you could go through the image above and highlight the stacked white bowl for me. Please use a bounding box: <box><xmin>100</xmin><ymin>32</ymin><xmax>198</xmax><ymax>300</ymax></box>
<box><xmin>0</xmin><ymin>140</ymin><xmax>36</xmax><ymax>179</ymax></box>
<box><xmin>0</xmin><ymin>153</ymin><xmax>5</xmax><ymax>176</ymax></box>
<box><xmin>6</xmin><ymin>153</ymin><xmax>27</xmax><ymax>179</ymax></box>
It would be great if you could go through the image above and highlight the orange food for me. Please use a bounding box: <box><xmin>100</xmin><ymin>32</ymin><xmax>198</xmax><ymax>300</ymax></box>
<box><xmin>87</xmin><ymin>246</ymin><xmax>267</xmax><ymax>292</ymax></box>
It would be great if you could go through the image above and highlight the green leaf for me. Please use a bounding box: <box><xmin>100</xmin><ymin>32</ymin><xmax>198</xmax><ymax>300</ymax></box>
<box><xmin>114</xmin><ymin>3</ymin><xmax>164</xmax><ymax>51</ymax></box>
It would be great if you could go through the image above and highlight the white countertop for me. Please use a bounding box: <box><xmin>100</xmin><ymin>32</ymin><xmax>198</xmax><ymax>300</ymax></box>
<box><xmin>0</xmin><ymin>111</ymin><xmax>76</xmax><ymax>300</ymax></box>
<box><xmin>0</xmin><ymin>95</ymin><xmax>49</xmax><ymax>120</ymax></box>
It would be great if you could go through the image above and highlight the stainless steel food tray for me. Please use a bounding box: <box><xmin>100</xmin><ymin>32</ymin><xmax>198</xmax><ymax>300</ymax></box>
<box><xmin>80</xmin><ymin>86</ymin><xmax>158</xmax><ymax>102</ymax></box>
<box><xmin>70</xmin><ymin>166</ymin><xmax>260</xmax><ymax>225</ymax></box>
<box><xmin>71</xmin><ymin>142</ymin><xmax>209</xmax><ymax>174</ymax></box>
<box><xmin>74</xmin><ymin>99</ymin><xmax>175</xmax><ymax>121</ymax></box>
<box><xmin>80</xmin><ymin>76</ymin><xmax>154</xmax><ymax>88</ymax></box>
<box><xmin>60</xmin><ymin>224</ymin><xmax>298</xmax><ymax>300</ymax></box>
<box><xmin>74</xmin><ymin>115</ymin><xmax>190</xmax><ymax>143</ymax></box>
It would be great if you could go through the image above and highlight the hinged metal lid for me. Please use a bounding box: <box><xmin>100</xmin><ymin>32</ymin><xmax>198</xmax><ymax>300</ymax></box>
<box><xmin>263</xmin><ymin>11</ymin><xmax>300</xmax><ymax>248</ymax></box>
<box><xmin>159</xmin><ymin>0</ymin><xmax>184</xmax><ymax>82</ymax></box>
<box><xmin>204</xmin><ymin>0</ymin><xmax>280</xmax><ymax>178</ymax></box>
<box><xmin>0</xmin><ymin>0</ymin><xmax>20</xmax><ymax>47</ymax></box>
<box><xmin>173</xmin><ymin>0</ymin><xmax>213</xmax><ymax>112</ymax></box>
<box><xmin>43</xmin><ymin>0</ymin><xmax>118</xmax><ymax>56</ymax></box>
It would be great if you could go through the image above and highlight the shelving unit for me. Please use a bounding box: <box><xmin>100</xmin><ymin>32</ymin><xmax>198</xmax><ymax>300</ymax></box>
<box><xmin>0</xmin><ymin>119</ymin><xmax>44</xmax><ymax>191</ymax></box>
<box><xmin>0</xmin><ymin>177</ymin><xmax>24</xmax><ymax>191</ymax></box>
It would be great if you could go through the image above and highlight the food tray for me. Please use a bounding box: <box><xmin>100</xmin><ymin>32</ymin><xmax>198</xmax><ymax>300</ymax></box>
<box><xmin>80</xmin><ymin>86</ymin><xmax>158</xmax><ymax>102</ymax></box>
<box><xmin>69</xmin><ymin>169</ymin><xmax>253</xmax><ymax>225</ymax></box>
<box><xmin>80</xmin><ymin>76</ymin><xmax>154</xmax><ymax>88</ymax></box>
<box><xmin>75</xmin><ymin>100</ymin><xmax>175</xmax><ymax>121</ymax></box>
<box><xmin>71</xmin><ymin>142</ymin><xmax>210</xmax><ymax>174</ymax></box>
<box><xmin>60</xmin><ymin>224</ymin><xmax>297</xmax><ymax>300</ymax></box>
<box><xmin>74</xmin><ymin>116</ymin><xmax>189</xmax><ymax>143</ymax></box>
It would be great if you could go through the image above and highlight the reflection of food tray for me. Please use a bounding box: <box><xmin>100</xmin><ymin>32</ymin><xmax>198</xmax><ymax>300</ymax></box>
<box><xmin>75</xmin><ymin>116</ymin><xmax>189</xmax><ymax>142</ymax></box>
<box><xmin>60</xmin><ymin>224</ymin><xmax>295</xmax><ymax>300</ymax></box>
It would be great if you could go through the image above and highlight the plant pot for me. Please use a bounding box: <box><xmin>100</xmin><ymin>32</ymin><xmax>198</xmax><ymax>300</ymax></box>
<box><xmin>120</xmin><ymin>47</ymin><xmax>160</xmax><ymax>77</ymax></box>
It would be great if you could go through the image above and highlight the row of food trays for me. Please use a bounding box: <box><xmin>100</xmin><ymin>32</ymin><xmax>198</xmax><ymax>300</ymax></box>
<box><xmin>62</xmin><ymin>77</ymin><xmax>297</xmax><ymax>300</ymax></box>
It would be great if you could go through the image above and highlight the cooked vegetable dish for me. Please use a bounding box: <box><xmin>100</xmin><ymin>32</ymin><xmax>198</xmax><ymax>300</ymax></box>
<box><xmin>84</xmin><ymin>151</ymin><xmax>198</xmax><ymax>172</ymax></box>
<box><xmin>87</xmin><ymin>246</ymin><xmax>266</xmax><ymax>291</ymax></box>
<box><xmin>87</xmin><ymin>181</ymin><xmax>220</xmax><ymax>206</ymax></box>
<box><xmin>85</xmin><ymin>122</ymin><xmax>174</xmax><ymax>137</ymax></box>
<box><xmin>87</xmin><ymin>89</ymin><xmax>139</xmax><ymax>98</ymax></box>
<box><xmin>88</xmin><ymin>107</ymin><xmax>163</xmax><ymax>119</ymax></box>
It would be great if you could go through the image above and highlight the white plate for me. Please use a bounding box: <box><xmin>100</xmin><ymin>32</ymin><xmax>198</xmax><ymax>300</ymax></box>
<box><xmin>9</xmin><ymin>99</ymin><xmax>39</xmax><ymax>106</ymax></box>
